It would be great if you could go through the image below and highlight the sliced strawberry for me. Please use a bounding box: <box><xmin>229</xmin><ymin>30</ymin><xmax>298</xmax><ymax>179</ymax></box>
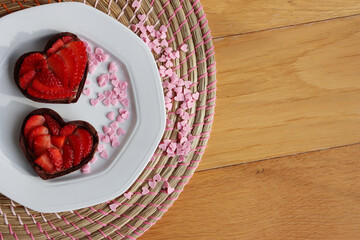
<box><xmin>68</xmin><ymin>134</ymin><xmax>84</xmax><ymax>166</ymax></box>
<box><xmin>24</xmin><ymin>115</ymin><xmax>45</xmax><ymax>137</ymax></box>
<box><xmin>34</xmin><ymin>153</ymin><xmax>55</xmax><ymax>173</ymax></box>
<box><xmin>51</xmin><ymin>135</ymin><xmax>65</xmax><ymax>149</ymax></box>
<box><xmin>19</xmin><ymin>70</ymin><xmax>36</xmax><ymax>90</ymax></box>
<box><xmin>37</xmin><ymin>68</ymin><xmax>63</xmax><ymax>87</ymax></box>
<box><xmin>67</xmin><ymin>41</ymin><xmax>87</xmax><ymax>88</ymax></box>
<box><xmin>31</xmin><ymin>78</ymin><xmax>69</xmax><ymax>94</ymax></box>
<box><xmin>43</xmin><ymin>114</ymin><xmax>61</xmax><ymax>135</ymax></box>
<box><xmin>19</xmin><ymin>53</ymin><xmax>47</xmax><ymax>77</ymax></box>
<box><xmin>74</xmin><ymin>128</ymin><xmax>93</xmax><ymax>157</ymax></box>
<box><xmin>59</xmin><ymin>124</ymin><xmax>77</xmax><ymax>137</ymax></box>
<box><xmin>33</xmin><ymin>134</ymin><xmax>52</xmax><ymax>157</ymax></box>
<box><xmin>57</xmin><ymin>48</ymin><xmax>78</xmax><ymax>89</ymax></box>
<box><xmin>27</xmin><ymin>87</ymin><xmax>75</xmax><ymax>100</ymax></box>
<box><xmin>47</xmin><ymin>53</ymin><xmax>68</xmax><ymax>86</ymax></box>
<box><xmin>47</xmin><ymin>39</ymin><xmax>64</xmax><ymax>55</ymax></box>
<box><xmin>62</xmin><ymin>36</ymin><xmax>73</xmax><ymax>44</ymax></box>
<box><xmin>27</xmin><ymin>126</ymin><xmax>49</xmax><ymax>150</ymax></box>
<box><xmin>62</xmin><ymin>143</ymin><xmax>74</xmax><ymax>169</ymax></box>
<box><xmin>48</xmin><ymin>148</ymin><xmax>63</xmax><ymax>171</ymax></box>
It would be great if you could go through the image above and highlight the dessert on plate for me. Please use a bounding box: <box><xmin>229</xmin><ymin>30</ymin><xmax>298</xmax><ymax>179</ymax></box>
<box><xmin>20</xmin><ymin>108</ymin><xmax>98</xmax><ymax>180</ymax></box>
<box><xmin>14</xmin><ymin>32</ymin><xmax>88</xmax><ymax>103</ymax></box>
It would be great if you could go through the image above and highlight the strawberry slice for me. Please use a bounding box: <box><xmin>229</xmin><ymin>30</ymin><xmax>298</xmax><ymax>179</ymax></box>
<box><xmin>74</xmin><ymin>128</ymin><xmax>93</xmax><ymax>157</ymax></box>
<box><xmin>68</xmin><ymin>134</ymin><xmax>84</xmax><ymax>166</ymax></box>
<box><xmin>67</xmin><ymin>41</ymin><xmax>87</xmax><ymax>88</ymax></box>
<box><xmin>62</xmin><ymin>143</ymin><xmax>74</xmax><ymax>169</ymax></box>
<box><xmin>47</xmin><ymin>39</ymin><xmax>64</xmax><ymax>55</ymax></box>
<box><xmin>24</xmin><ymin>115</ymin><xmax>45</xmax><ymax>137</ymax></box>
<box><xmin>37</xmin><ymin>68</ymin><xmax>63</xmax><ymax>87</ymax></box>
<box><xmin>62</xmin><ymin>36</ymin><xmax>74</xmax><ymax>44</ymax></box>
<box><xmin>47</xmin><ymin>53</ymin><xmax>68</xmax><ymax>87</ymax></box>
<box><xmin>51</xmin><ymin>135</ymin><xmax>65</xmax><ymax>149</ymax></box>
<box><xmin>59</xmin><ymin>124</ymin><xmax>77</xmax><ymax>137</ymax></box>
<box><xmin>19</xmin><ymin>53</ymin><xmax>47</xmax><ymax>77</ymax></box>
<box><xmin>19</xmin><ymin>70</ymin><xmax>36</xmax><ymax>90</ymax></box>
<box><xmin>57</xmin><ymin>48</ymin><xmax>78</xmax><ymax>89</ymax></box>
<box><xmin>27</xmin><ymin>87</ymin><xmax>75</xmax><ymax>100</ymax></box>
<box><xmin>31</xmin><ymin>78</ymin><xmax>69</xmax><ymax>94</ymax></box>
<box><xmin>48</xmin><ymin>148</ymin><xmax>63</xmax><ymax>171</ymax></box>
<box><xmin>33</xmin><ymin>134</ymin><xmax>52</xmax><ymax>157</ymax></box>
<box><xmin>43</xmin><ymin>114</ymin><xmax>61</xmax><ymax>135</ymax></box>
<box><xmin>27</xmin><ymin>126</ymin><xmax>49</xmax><ymax>150</ymax></box>
<box><xmin>34</xmin><ymin>153</ymin><xmax>55</xmax><ymax>173</ymax></box>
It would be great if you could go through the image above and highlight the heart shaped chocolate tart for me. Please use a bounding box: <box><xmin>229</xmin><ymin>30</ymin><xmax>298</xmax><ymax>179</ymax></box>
<box><xmin>20</xmin><ymin>108</ymin><xmax>99</xmax><ymax>180</ymax></box>
<box><xmin>14</xmin><ymin>32</ymin><xmax>88</xmax><ymax>103</ymax></box>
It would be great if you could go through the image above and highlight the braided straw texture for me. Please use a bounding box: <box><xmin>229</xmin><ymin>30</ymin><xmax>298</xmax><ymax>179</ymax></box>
<box><xmin>0</xmin><ymin>0</ymin><xmax>216</xmax><ymax>239</ymax></box>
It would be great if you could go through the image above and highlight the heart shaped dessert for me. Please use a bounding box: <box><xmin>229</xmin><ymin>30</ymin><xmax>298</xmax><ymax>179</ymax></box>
<box><xmin>20</xmin><ymin>108</ymin><xmax>99</xmax><ymax>180</ymax></box>
<box><xmin>14</xmin><ymin>32</ymin><xmax>88</xmax><ymax>103</ymax></box>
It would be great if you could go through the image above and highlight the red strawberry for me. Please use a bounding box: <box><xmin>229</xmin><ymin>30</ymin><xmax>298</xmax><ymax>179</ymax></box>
<box><xmin>51</xmin><ymin>136</ymin><xmax>65</xmax><ymax>149</ymax></box>
<box><xmin>19</xmin><ymin>53</ymin><xmax>47</xmax><ymax>77</ymax></box>
<box><xmin>33</xmin><ymin>134</ymin><xmax>52</xmax><ymax>157</ymax></box>
<box><xmin>19</xmin><ymin>70</ymin><xmax>36</xmax><ymax>90</ymax></box>
<box><xmin>57</xmin><ymin>48</ymin><xmax>78</xmax><ymax>89</ymax></box>
<box><xmin>37</xmin><ymin>68</ymin><xmax>63</xmax><ymax>87</ymax></box>
<box><xmin>27</xmin><ymin>126</ymin><xmax>49</xmax><ymax>149</ymax></box>
<box><xmin>34</xmin><ymin>153</ymin><xmax>55</xmax><ymax>173</ymax></box>
<box><xmin>27</xmin><ymin>87</ymin><xmax>75</xmax><ymax>100</ymax></box>
<box><xmin>31</xmin><ymin>78</ymin><xmax>68</xmax><ymax>94</ymax></box>
<box><xmin>43</xmin><ymin>114</ymin><xmax>61</xmax><ymax>135</ymax></box>
<box><xmin>47</xmin><ymin>39</ymin><xmax>64</xmax><ymax>55</ymax></box>
<box><xmin>62</xmin><ymin>143</ymin><xmax>74</xmax><ymax>169</ymax></box>
<box><xmin>59</xmin><ymin>124</ymin><xmax>76</xmax><ymax>137</ymax></box>
<box><xmin>74</xmin><ymin>128</ymin><xmax>93</xmax><ymax>157</ymax></box>
<box><xmin>67</xmin><ymin>41</ymin><xmax>87</xmax><ymax>88</ymax></box>
<box><xmin>24</xmin><ymin>115</ymin><xmax>45</xmax><ymax>137</ymax></box>
<box><xmin>47</xmin><ymin>53</ymin><xmax>68</xmax><ymax>87</ymax></box>
<box><xmin>48</xmin><ymin>148</ymin><xmax>63</xmax><ymax>171</ymax></box>
<box><xmin>68</xmin><ymin>134</ymin><xmax>84</xmax><ymax>166</ymax></box>
<box><xmin>62</xmin><ymin>36</ymin><xmax>74</xmax><ymax>44</ymax></box>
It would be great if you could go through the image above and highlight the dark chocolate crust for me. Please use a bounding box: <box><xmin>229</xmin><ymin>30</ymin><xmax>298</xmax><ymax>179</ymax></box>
<box><xmin>14</xmin><ymin>32</ymin><xmax>89</xmax><ymax>104</ymax></box>
<box><xmin>20</xmin><ymin>108</ymin><xmax>99</xmax><ymax>180</ymax></box>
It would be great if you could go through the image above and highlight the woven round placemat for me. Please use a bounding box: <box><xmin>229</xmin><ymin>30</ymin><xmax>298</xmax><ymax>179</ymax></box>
<box><xmin>0</xmin><ymin>0</ymin><xmax>216</xmax><ymax>239</ymax></box>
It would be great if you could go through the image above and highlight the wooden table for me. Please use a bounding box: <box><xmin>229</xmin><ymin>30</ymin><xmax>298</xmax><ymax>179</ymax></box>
<box><xmin>142</xmin><ymin>1</ymin><xmax>360</xmax><ymax>239</ymax></box>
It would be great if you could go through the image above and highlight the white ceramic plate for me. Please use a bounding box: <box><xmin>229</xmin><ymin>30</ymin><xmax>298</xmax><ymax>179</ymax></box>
<box><xmin>0</xmin><ymin>2</ymin><xmax>165</xmax><ymax>212</ymax></box>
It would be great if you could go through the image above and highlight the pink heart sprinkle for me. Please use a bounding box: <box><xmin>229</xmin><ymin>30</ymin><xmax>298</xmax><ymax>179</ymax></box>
<box><xmin>160</xmin><ymin>25</ymin><xmax>167</xmax><ymax>33</ymax></box>
<box><xmin>110</xmin><ymin>134</ymin><xmax>117</xmax><ymax>141</ymax></box>
<box><xmin>102</xmin><ymin>126</ymin><xmax>111</xmax><ymax>134</ymax></box>
<box><xmin>174</xmin><ymin>93</ymin><xmax>185</xmax><ymax>102</ymax></box>
<box><xmin>192</xmin><ymin>92</ymin><xmax>200</xmax><ymax>100</ymax></box>
<box><xmin>121</xmin><ymin>99</ymin><xmax>129</xmax><ymax>107</ymax></box>
<box><xmin>88</xmin><ymin>65</ymin><xmax>96</xmax><ymax>74</ymax></box>
<box><xmin>142</xmin><ymin>186</ymin><xmax>150</xmax><ymax>195</ymax></box>
<box><xmin>153</xmin><ymin>47</ymin><xmax>162</xmax><ymax>55</ymax></box>
<box><xmin>110</xmin><ymin>121</ymin><xmax>118</xmax><ymax>130</ymax></box>
<box><xmin>162</xmin><ymin>181</ymin><xmax>169</xmax><ymax>189</ymax></box>
<box><xmin>108</xmin><ymin>62</ymin><xmax>118</xmax><ymax>73</ymax></box>
<box><xmin>90</xmin><ymin>156</ymin><xmax>98</xmax><ymax>164</ymax></box>
<box><xmin>97</xmin><ymin>144</ymin><xmax>105</xmax><ymax>153</ymax></box>
<box><xmin>123</xmin><ymin>192</ymin><xmax>132</xmax><ymax>199</ymax></box>
<box><xmin>100</xmin><ymin>150</ymin><xmax>109</xmax><ymax>159</ymax></box>
<box><xmin>175</xmin><ymin>51</ymin><xmax>180</xmax><ymax>58</ymax></box>
<box><xmin>159</xmin><ymin>55</ymin><xmax>167</xmax><ymax>62</ymax></box>
<box><xmin>111</xmin><ymin>80</ymin><xmax>120</xmax><ymax>87</ymax></box>
<box><xmin>174</xmin><ymin>87</ymin><xmax>183</xmax><ymax>94</ymax></box>
<box><xmin>116</xmin><ymin>115</ymin><xmax>125</xmax><ymax>123</ymax></box>
<box><xmin>166</xmin><ymin>118</ymin><xmax>173</xmax><ymax>126</ymax></box>
<box><xmin>132</xmin><ymin>0</ymin><xmax>140</xmax><ymax>8</ymax></box>
<box><xmin>81</xmin><ymin>164</ymin><xmax>91</xmax><ymax>174</ymax></box>
<box><xmin>120</xmin><ymin>81</ymin><xmax>128</xmax><ymax>90</ymax></box>
<box><xmin>178</xmin><ymin>156</ymin><xmax>185</xmax><ymax>162</ymax></box>
<box><xmin>111</xmin><ymin>98</ymin><xmax>118</xmax><ymax>106</ymax></box>
<box><xmin>165</xmin><ymin>103</ymin><xmax>173</xmax><ymax>111</ymax></box>
<box><xmin>107</xmin><ymin>112</ymin><xmax>115</xmax><ymax>120</ymax></box>
<box><xmin>153</xmin><ymin>173</ymin><xmax>161</xmax><ymax>182</ymax></box>
<box><xmin>82</xmin><ymin>88</ymin><xmax>90</xmax><ymax>96</ymax></box>
<box><xmin>103</xmin><ymin>99</ymin><xmax>111</xmax><ymax>106</ymax></box>
<box><xmin>117</xmin><ymin>128</ymin><xmax>126</xmax><ymax>135</ymax></box>
<box><xmin>148</xmin><ymin>180</ymin><xmax>157</xmax><ymax>189</ymax></box>
<box><xmin>111</xmin><ymin>139</ymin><xmax>120</xmax><ymax>148</ymax></box>
<box><xmin>160</xmin><ymin>39</ymin><xmax>168</xmax><ymax>47</ymax></box>
<box><xmin>90</xmin><ymin>99</ymin><xmax>98</xmax><ymax>106</ymax></box>
<box><xmin>137</xmin><ymin>14</ymin><xmax>146</xmax><ymax>22</ymax></box>
<box><xmin>188</xmin><ymin>134</ymin><xmax>195</xmax><ymax>141</ymax></box>
<box><xmin>97</xmin><ymin>92</ymin><xmax>105</xmax><ymax>101</ymax></box>
<box><xmin>180</xmin><ymin>44</ymin><xmax>188</xmax><ymax>52</ymax></box>
<box><xmin>165</xmin><ymin>69</ymin><xmax>173</xmax><ymax>77</ymax></box>
<box><xmin>109</xmin><ymin>203</ymin><xmax>118</xmax><ymax>212</ymax></box>
<box><xmin>165</xmin><ymin>60</ymin><xmax>173</xmax><ymax>68</ymax></box>
<box><xmin>147</xmin><ymin>25</ymin><xmax>155</xmax><ymax>32</ymax></box>
<box><xmin>85</xmin><ymin>79</ymin><xmax>91</xmax><ymax>85</ymax></box>
<box><xmin>95</xmin><ymin>48</ymin><xmax>104</xmax><ymax>55</ymax></box>
<box><xmin>167</xmin><ymin>186</ymin><xmax>175</xmax><ymax>194</ymax></box>
<box><xmin>184</xmin><ymin>81</ymin><xmax>192</xmax><ymax>88</ymax></box>
<box><xmin>108</xmin><ymin>129</ymin><xmax>116</xmax><ymax>136</ymax></box>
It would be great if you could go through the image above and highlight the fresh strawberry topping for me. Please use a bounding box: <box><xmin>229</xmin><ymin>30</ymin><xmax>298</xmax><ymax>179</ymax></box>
<box><xmin>66</xmin><ymin>41</ymin><xmax>87</xmax><ymax>88</ymax></box>
<box><xmin>60</xmin><ymin>124</ymin><xmax>77</xmax><ymax>137</ymax></box>
<box><xmin>37</xmin><ymin>68</ymin><xmax>63</xmax><ymax>87</ymax></box>
<box><xmin>62</xmin><ymin>143</ymin><xmax>74</xmax><ymax>169</ymax></box>
<box><xmin>43</xmin><ymin>114</ymin><xmax>61</xmax><ymax>135</ymax></box>
<box><xmin>19</xmin><ymin>70</ymin><xmax>36</xmax><ymax>90</ymax></box>
<box><xmin>57</xmin><ymin>48</ymin><xmax>78</xmax><ymax>89</ymax></box>
<box><xmin>24</xmin><ymin>115</ymin><xmax>45</xmax><ymax>137</ymax></box>
<box><xmin>75</xmin><ymin>128</ymin><xmax>93</xmax><ymax>157</ymax></box>
<box><xmin>34</xmin><ymin>153</ymin><xmax>55</xmax><ymax>173</ymax></box>
<box><xmin>48</xmin><ymin>148</ymin><xmax>63</xmax><ymax>171</ymax></box>
<box><xmin>47</xmin><ymin>39</ymin><xmax>64</xmax><ymax>55</ymax></box>
<box><xmin>61</xmin><ymin>36</ymin><xmax>74</xmax><ymax>44</ymax></box>
<box><xmin>33</xmin><ymin>134</ymin><xmax>52</xmax><ymax>157</ymax></box>
<box><xmin>51</xmin><ymin>135</ymin><xmax>65</xmax><ymax>149</ymax></box>
<box><xmin>68</xmin><ymin>134</ymin><xmax>84</xmax><ymax>166</ymax></box>
<box><xmin>27</xmin><ymin>87</ymin><xmax>75</xmax><ymax>100</ymax></box>
<box><xmin>27</xmin><ymin>126</ymin><xmax>49</xmax><ymax>149</ymax></box>
<box><xmin>47</xmin><ymin>53</ymin><xmax>68</xmax><ymax>87</ymax></box>
<box><xmin>19</xmin><ymin>53</ymin><xmax>47</xmax><ymax>77</ymax></box>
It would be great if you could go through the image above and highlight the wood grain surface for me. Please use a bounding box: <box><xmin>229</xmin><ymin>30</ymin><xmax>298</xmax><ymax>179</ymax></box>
<box><xmin>143</xmin><ymin>144</ymin><xmax>360</xmax><ymax>240</ymax></box>
<box><xmin>142</xmin><ymin>0</ymin><xmax>360</xmax><ymax>239</ymax></box>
